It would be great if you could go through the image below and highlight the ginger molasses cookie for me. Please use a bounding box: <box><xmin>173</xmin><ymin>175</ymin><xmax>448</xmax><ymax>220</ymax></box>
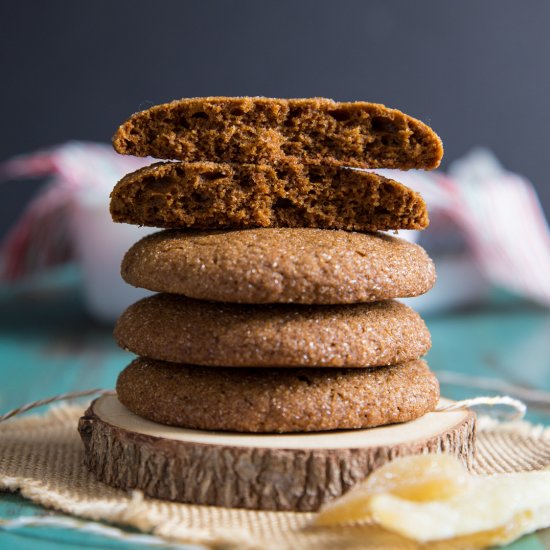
<box><xmin>121</xmin><ymin>228</ymin><xmax>436</xmax><ymax>304</ymax></box>
<box><xmin>112</xmin><ymin>97</ymin><xmax>443</xmax><ymax>169</ymax></box>
<box><xmin>114</xmin><ymin>295</ymin><xmax>431</xmax><ymax>367</ymax></box>
<box><xmin>110</xmin><ymin>160</ymin><xmax>428</xmax><ymax>231</ymax></box>
<box><xmin>116</xmin><ymin>357</ymin><xmax>440</xmax><ymax>432</ymax></box>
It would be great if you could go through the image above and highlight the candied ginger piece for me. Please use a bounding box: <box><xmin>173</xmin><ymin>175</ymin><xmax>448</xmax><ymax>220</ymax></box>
<box><xmin>315</xmin><ymin>454</ymin><xmax>470</xmax><ymax>526</ymax></box>
<box><xmin>315</xmin><ymin>454</ymin><xmax>550</xmax><ymax>548</ymax></box>
<box><xmin>365</xmin><ymin>453</ymin><xmax>470</xmax><ymax>502</ymax></box>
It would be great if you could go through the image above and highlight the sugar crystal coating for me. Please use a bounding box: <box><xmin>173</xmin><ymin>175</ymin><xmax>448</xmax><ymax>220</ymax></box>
<box><xmin>122</xmin><ymin>228</ymin><xmax>436</xmax><ymax>304</ymax></box>
<box><xmin>114</xmin><ymin>294</ymin><xmax>431</xmax><ymax>367</ymax></box>
<box><xmin>116</xmin><ymin>357</ymin><xmax>440</xmax><ymax>432</ymax></box>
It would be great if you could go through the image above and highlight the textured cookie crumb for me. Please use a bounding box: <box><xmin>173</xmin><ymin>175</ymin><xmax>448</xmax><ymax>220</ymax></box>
<box><xmin>116</xmin><ymin>357</ymin><xmax>440</xmax><ymax>432</ymax></box>
<box><xmin>112</xmin><ymin>97</ymin><xmax>443</xmax><ymax>169</ymax></box>
<box><xmin>110</xmin><ymin>160</ymin><xmax>428</xmax><ymax>231</ymax></box>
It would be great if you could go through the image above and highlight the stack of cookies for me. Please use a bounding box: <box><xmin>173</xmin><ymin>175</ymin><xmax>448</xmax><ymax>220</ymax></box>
<box><xmin>109</xmin><ymin>97</ymin><xmax>443</xmax><ymax>435</ymax></box>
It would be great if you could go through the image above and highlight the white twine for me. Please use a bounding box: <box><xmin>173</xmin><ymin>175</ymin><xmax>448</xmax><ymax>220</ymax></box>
<box><xmin>436</xmin><ymin>370</ymin><xmax>550</xmax><ymax>407</ymax></box>
<box><xmin>0</xmin><ymin>388</ymin><xmax>114</xmax><ymax>423</ymax></box>
<box><xmin>436</xmin><ymin>395</ymin><xmax>526</xmax><ymax>421</ymax></box>
<box><xmin>0</xmin><ymin>388</ymin><xmax>526</xmax><ymax>424</ymax></box>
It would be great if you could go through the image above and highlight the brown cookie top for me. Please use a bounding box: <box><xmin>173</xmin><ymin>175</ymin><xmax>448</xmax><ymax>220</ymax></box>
<box><xmin>121</xmin><ymin>228</ymin><xmax>436</xmax><ymax>304</ymax></box>
<box><xmin>110</xmin><ymin>160</ymin><xmax>428</xmax><ymax>231</ymax></box>
<box><xmin>116</xmin><ymin>357</ymin><xmax>440</xmax><ymax>433</ymax></box>
<box><xmin>112</xmin><ymin>97</ymin><xmax>443</xmax><ymax>169</ymax></box>
<box><xmin>114</xmin><ymin>295</ymin><xmax>431</xmax><ymax>368</ymax></box>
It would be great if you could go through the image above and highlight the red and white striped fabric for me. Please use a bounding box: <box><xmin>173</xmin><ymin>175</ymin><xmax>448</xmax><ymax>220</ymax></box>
<box><xmin>0</xmin><ymin>142</ymin><xmax>149</xmax><ymax>281</ymax></box>
<box><xmin>377</xmin><ymin>148</ymin><xmax>550</xmax><ymax>308</ymax></box>
<box><xmin>1</xmin><ymin>143</ymin><xmax>550</xmax><ymax>308</ymax></box>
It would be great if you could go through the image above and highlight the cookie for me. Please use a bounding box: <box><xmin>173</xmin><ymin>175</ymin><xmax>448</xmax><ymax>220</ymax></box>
<box><xmin>121</xmin><ymin>228</ymin><xmax>436</xmax><ymax>304</ymax></box>
<box><xmin>116</xmin><ymin>357</ymin><xmax>440</xmax><ymax>432</ymax></box>
<box><xmin>110</xmin><ymin>160</ymin><xmax>428</xmax><ymax>231</ymax></box>
<box><xmin>114</xmin><ymin>295</ymin><xmax>431</xmax><ymax>367</ymax></box>
<box><xmin>112</xmin><ymin>97</ymin><xmax>443</xmax><ymax>169</ymax></box>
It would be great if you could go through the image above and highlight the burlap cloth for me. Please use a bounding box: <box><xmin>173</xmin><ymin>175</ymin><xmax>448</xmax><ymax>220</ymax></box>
<box><xmin>1</xmin><ymin>404</ymin><xmax>550</xmax><ymax>550</ymax></box>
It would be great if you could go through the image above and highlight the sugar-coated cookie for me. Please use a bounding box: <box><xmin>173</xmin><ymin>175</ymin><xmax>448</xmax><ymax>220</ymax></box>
<box><xmin>116</xmin><ymin>357</ymin><xmax>440</xmax><ymax>432</ymax></box>
<box><xmin>114</xmin><ymin>294</ymin><xmax>431</xmax><ymax>367</ymax></box>
<box><xmin>121</xmin><ymin>228</ymin><xmax>435</xmax><ymax>304</ymax></box>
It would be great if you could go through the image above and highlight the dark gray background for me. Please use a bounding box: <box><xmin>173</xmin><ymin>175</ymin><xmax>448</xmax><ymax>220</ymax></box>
<box><xmin>2</xmin><ymin>0</ymin><xmax>550</xmax><ymax>237</ymax></box>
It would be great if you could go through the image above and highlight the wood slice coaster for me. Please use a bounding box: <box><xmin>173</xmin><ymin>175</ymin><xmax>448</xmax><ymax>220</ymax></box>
<box><xmin>78</xmin><ymin>395</ymin><xmax>476</xmax><ymax>512</ymax></box>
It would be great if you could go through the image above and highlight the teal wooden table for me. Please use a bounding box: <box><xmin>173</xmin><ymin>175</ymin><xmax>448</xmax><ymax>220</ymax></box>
<box><xmin>1</xmin><ymin>267</ymin><xmax>550</xmax><ymax>549</ymax></box>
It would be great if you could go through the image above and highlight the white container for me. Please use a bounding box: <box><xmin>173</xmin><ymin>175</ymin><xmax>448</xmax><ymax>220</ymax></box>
<box><xmin>70</xmin><ymin>190</ymin><xmax>156</xmax><ymax>323</ymax></box>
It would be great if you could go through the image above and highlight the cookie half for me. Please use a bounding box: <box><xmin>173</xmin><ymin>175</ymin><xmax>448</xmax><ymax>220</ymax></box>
<box><xmin>110</xmin><ymin>161</ymin><xmax>428</xmax><ymax>231</ymax></box>
<box><xmin>116</xmin><ymin>357</ymin><xmax>440</xmax><ymax>432</ymax></box>
<box><xmin>114</xmin><ymin>295</ymin><xmax>431</xmax><ymax>367</ymax></box>
<box><xmin>122</xmin><ymin>228</ymin><xmax>436</xmax><ymax>304</ymax></box>
<box><xmin>112</xmin><ymin>97</ymin><xmax>443</xmax><ymax>169</ymax></box>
